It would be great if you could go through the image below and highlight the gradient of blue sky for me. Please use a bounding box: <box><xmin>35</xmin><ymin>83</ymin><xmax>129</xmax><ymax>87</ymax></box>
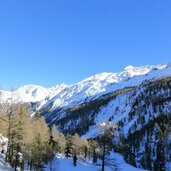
<box><xmin>0</xmin><ymin>0</ymin><xmax>170</xmax><ymax>90</ymax></box>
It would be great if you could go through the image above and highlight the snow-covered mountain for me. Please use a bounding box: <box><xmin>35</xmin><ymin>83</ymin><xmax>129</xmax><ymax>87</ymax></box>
<box><xmin>0</xmin><ymin>64</ymin><xmax>166</xmax><ymax>107</ymax></box>
<box><xmin>1</xmin><ymin>63</ymin><xmax>171</xmax><ymax>171</ymax></box>
<box><xmin>38</xmin><ymin>63</ymin><xmax>171</xmax><ymax>171</ymax></box>
<box><xmin>0</xmin><ymin>84</ymin><xmax>69</xmax><ymax>103</ymax></box>
<box><xmin>37</xmin><ymin>63</ymin><xmax>171</xmax><ymax>121</ymax></box>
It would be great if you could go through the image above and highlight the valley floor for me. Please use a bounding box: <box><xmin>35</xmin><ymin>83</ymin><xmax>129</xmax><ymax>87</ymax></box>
<box><xmin>45</xmin><ymin>153</ymin><xmax>148</xmax><ymax>171</ymax></box>
<box><xmin>0</xmin><ymin>152</ymin><xmax>148</xmax><ymax>171</ymax></box>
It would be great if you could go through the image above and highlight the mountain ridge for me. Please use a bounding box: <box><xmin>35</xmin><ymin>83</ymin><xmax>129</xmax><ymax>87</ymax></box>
<box><xmin>0</xmin><ymin>64</ymin><xmax>167</xmax><ymax>105</ymax></box>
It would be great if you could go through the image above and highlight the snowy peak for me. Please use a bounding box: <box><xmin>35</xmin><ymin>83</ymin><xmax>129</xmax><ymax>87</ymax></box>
<box><xmin>0</xmin><ymin>64</ymin><xmax>168</xmax><ymax>105</ymax></box>
<box><xmin>15</xmin><ymin>84</ymin><xmax>50</xmax><ymax>102</ymax></box>
<box><xmin>0</xmin><ymin>84</ymin><xmax>49</xmax><ymax>103</ymax></box>
<box><xmin>118</xmin><ymin>64</ymin><xmax>166</xmax><ymax>80</ymax></box>
<box><xmin>16</xmin><ymin>84</ymin><xmax>48</xmax><ymax>95</ymax></box>
<box><xmin>82</xmin><ymin>64</ymin><xmax>166</xmax><ymax>85</ymax></box>
<box><xmin>38</xmin><ymin>64</ymin><xmax>169</xmax><ymax>112</ymax></box>
<box><xmin>0</xmin><ymin>84</ymin><xmax>69</xmax><ymax>103</ymax></box>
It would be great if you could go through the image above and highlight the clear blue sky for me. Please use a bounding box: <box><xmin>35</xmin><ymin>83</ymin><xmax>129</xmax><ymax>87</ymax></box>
<box><xmin>0</xmin><ymin>0</ymin><xmax>170</xmax><ymax>90</ymax></box>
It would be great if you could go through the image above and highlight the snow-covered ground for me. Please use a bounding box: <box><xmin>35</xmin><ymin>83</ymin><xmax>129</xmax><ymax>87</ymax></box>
<box><xmin>0</xmin><ymin>153</ymin><xmax>14</xmax><ymax>171</ymax></box>
<box><xmin>0</xmin><ymin>135</ymin><xmax>148</xmax><ymax>171</ymax></box>
<box><xmin>45</xmin><ymin>153</ymin><xmax>148</xmax><ymax>171</ymax></box>
<box><xmin>0</xmin><ymin>152</ymin><xmax>148</xmax><ymax>171</ymax></box>
<box><xmin>0</xmin><ymin>135</ymin><xmax>13</xmax><ymax>171</ymax></box>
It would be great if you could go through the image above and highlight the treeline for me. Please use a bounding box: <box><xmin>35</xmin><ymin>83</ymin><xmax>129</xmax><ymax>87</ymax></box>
<box><xmin>0</xmin><ymin>105</ymin><xmax>65</xmax><ymax>171</ymax></box>
<box><xmin>0</xmin><ymin>105</ymin><xmax>117</xmax><ymax>171</ymax></box>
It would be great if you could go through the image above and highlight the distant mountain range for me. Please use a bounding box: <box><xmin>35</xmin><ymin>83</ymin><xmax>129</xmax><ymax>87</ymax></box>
<box><xmin>0</xmin><ymin>64</ymin><xmax>168</xmax><ymax>107</ymax></box>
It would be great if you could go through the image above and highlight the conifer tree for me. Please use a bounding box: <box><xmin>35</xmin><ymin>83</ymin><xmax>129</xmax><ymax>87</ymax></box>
<box><xmin>88</xmin><ymin>140</ymin><xmax>98</xmax><ymax>163</ymax></box>
<box><xmin>31</xmin><ymin>115</ymin><xmax>50</xmax><ymax>170</ymax></box>
<box><xmin>65</xmin><ymin>134</ymin><xmax>73</xmax><ymax>158</ymax></box>
<box><xmin>98</xmin><ymin>122</ymin><xmax>117</xmax><ymax>171</ymax></box>
<box><xmin>13</xmin><ymin>107</ymin><xmax>27</xmax><ymax>171</ymax></box>
<box><xmin>5</xmin><ymin>103</ymin><xmax>17</xmax><ymax>165</ymax></box>
<box><xmin>51</xmin><ymin>124</ymin><xmax>65</xmax><ymax>153</ymax></box>
<box><xmin>71</xmin><ymin>133</ymin><xmax>81</xmax><ymax>166</ymax></box>
<box><xmin>49</xmin><ymin>124</ymin><xmax>65</xmax><ymax>171</ymax></box>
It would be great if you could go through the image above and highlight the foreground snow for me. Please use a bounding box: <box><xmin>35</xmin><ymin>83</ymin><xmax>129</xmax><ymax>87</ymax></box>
<box><xmin>0</xmin><ymin>154</ymin><xmax>14</xmax><ymax>171</ymax></box>
<box><xmin>45</xmin><ymin>153</ymin><xmax>148</xmax><ymax>171</ymax></box>
<box><xmin>0</xmin><ymin>135</ymin><xmax>13</xmax><ymax>171</ymax></box>
<box><xmin>1</xmin><ymin>135</ymin><xmax>148</xmax><ymax>171</ymax></box>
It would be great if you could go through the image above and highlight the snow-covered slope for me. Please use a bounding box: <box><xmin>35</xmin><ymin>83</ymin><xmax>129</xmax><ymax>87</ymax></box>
<box><xmin>1</xmin><ymin>64</ymin><xmax>170</xmax><ymax>124</ymax></box>
<box><xmin>38</xmin><ymin>64</ymin><xmax>167</xmax><ymax>111</ymax></box>
<box><xmin>0</xmin><ymin>153</ymin><xmax>14</xmax><ymax>171</ymax></box>
<box><xmin>37</xmin><ymin>64</ymin><xmax>171</xmax><ymax>125</ymax></box>
<box><xmin>45</xmin><ymin>153</ymin><xmax>148</xmax><ymax>171</ymax></box>
<box><xmin>0</xmin><ymin>84</ymin><xmax>69</xmax><ymax>103</ymax></box>
<box><xmin>0</xmin><ymin>64</ymin><xmax>165</xmax><ymax>106</ymax></box>
<box><xmin>0</xmin><ymin>135</ymin><xmax>13</xmax><ymax>171</ymax></box>
<box><xmin>50</xmin><ymin>67</ymin><xmax>171</xmax><ymax>171</ymax></box>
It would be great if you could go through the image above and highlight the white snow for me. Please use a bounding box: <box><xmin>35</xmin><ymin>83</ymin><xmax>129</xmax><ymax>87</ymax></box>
<box><xmin>0</xmin><ymin>64</ymin><xmax>170</xmax><ymax>117</ymax></box>
<box><xmin>45</xmin><ymin>153</ymin><xmax>148</xmax><ymax>171</ymax></box>
<box><xmin>0</xmin><ymin>134</ymin><xmax>148</xmax><ymax>171</ymax></box>
<box><xmin>0</xmin><ymin>84</ymin><xmax>69</xmax><ymax>103</ymax></box>
<box><xmin>37</xmin><ymin>64</ymin><xmax>169</xmax><ymax>112</ymax></box>
<box><xmin>0</xmin><ymin>154</ymin><xmax>14</xmax><ymax>171</ymax></box>
<box><xmin>0</xmin><ymin>135</ymin><xmax>13</xmax><ymax>171</ymax></box>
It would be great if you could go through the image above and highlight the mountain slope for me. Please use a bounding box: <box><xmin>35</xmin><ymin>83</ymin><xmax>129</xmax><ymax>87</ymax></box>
<box><xmin>0</xmin><ymin>84</ymin><xmax>69</xmax><ymax>103</ymax></box>
<box><xmin>0</xmin><ymin>64</ymin><xmax>165</xmax><ymax>106</ymax></box>
<box><xmin>37</xmin><ymin>64</ymin><xmax>171</xmax><ymax>125</ymax></box>
<box><xmin>45</xmin><ymin>153</ymin><xmax>148</xmax><ymax>171</ymax></box>
<box><xmin>44</xmin><ymin>75</ymin><xmax>171</xmax><ymax>171</ymax></box>
<box><xmin>37</xmin><ymin>64</ymin><xmax>171</xmax><ymax>171</ymax></box>
<box><xmin>1</xmin><ymin>64</ymin><xmax>171</xmax><ymax>171</ymax></box>
<box><xmin>37</xmin><ymin>64</ymin><xmax>166</xmax><ymax>111</ymax></box>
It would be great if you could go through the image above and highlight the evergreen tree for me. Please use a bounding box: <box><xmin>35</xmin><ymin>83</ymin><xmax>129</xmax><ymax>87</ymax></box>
<box><xmin>13</xmin><ymin>107</ymin><xmax>27</xmax><ymax>171</ymax></box>
<box><xmin>98</xmin><ymin>122</ymin><xmax>117</xmax><ymax>171</ymax></box>
<box><xmin>65</xmin><ymin>134</ymin><xmax>73</xmax><ymax>158</ymax></box>
<box><xmin>31</xmin><ymin>115</ymin><xmax>51</xmax><ymax>170</ymax></box>
<box><xmin>49</xmin><ymin>124</ymin><xmax>65</xmax><ymax>171</ymax></box>
<box><xmin>5</xmin><ymin>103</ymin><xmax>17</xmax><ymax>165</ymax></box>
<box><xmin>88</xmin><ymin>139</ymin><xmax>98</xmax><ymax>163</ymax></box>
<box><xmin>70</xmin><ymin>133</ymin><xmax>82</xmax><ymax>166</ymax></box>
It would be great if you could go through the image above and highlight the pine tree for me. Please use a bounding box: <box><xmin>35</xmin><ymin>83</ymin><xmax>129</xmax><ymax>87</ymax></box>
<box><xmin>31</xmin><ymin>116</ymin><xmax>50</xmax><ymax>170</ymax></box>
<box><xmin>88</xmin><ymin>140</ymin><xmax>98</xmax><ymax>163</ymax></box>
<box><xmin>49</xmin><ymin>124</ymin><xmax>65</xmax><ymax>171</ymax></box>
<box><xmin>98</xmin><ymin>122</ymin><xmax>117</xmax><ymax>171</ymax></box>
<box><xmin>51</xmin><ymin>124</ymin><xmax>65</xmax><ymax>153</ymax></box>
<box><xmin>81</xmin><ymin>139</ymin><xmax>89</xmax><ymax>159</ymax></box>
<box><xmin>5</xmin><ymin>103</ymin><xmax>17</xmax><ymax>165</ymax></box>
<box><xmin>71</xmin><ymin>133</ymin><xmax>81</xmax><ymax>166</ymax></box>
<box><xmin>13</xmin><ymin>107</ymin><xmax>27</xmax><ymax>171</ymax></box>
<box><xmin>65</xmin><ymin>134</ymin><xmax>73</xmax><ymax>158</ymax></box>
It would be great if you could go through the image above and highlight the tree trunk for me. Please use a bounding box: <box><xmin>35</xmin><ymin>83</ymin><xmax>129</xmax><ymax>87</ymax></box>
<box><xmin>73</xmin><ymin>153</ymin><xmax>77</xmax><ymax>166</ymax></box>
<box><xmin>14</xmin><ymin>144</ymin><xmax>19</xmax><ymax>171</ymax></box>
<box><xmin>21</xmin><ymin>160</ymin><xmax>24</xmax><ymax>171</ymax></box>
<box><xmin>93</xmin><ymin>148</ymin><xmax>97</xmax><ymax>163</ymax></box>
<box><xmin>102</xmin><ymin>142</ymin><xmax>106</xmax><ymax>171</ymax></box>
<box><xmin>29</xmin><ymin>159</ymin><xmax>32</xmax><ymax>171</ymax></box>
<box><xmin>50</xmin><ymin>160</ymin><xmax>52</xmax><ymax>171</ymax></box>
<box><xmin>84</xmin><ymin>146</ymin><xmax>87</xmax><ymax>159</ymax></box>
